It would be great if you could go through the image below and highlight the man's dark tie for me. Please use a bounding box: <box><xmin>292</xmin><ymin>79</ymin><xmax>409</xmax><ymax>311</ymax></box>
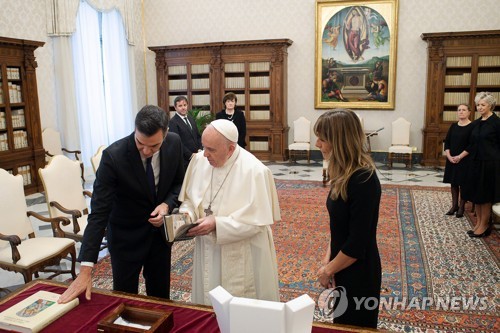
<box><xmin>146</xmin><ymin>156</ymin><xmax>156</xmax><ymax>200</ymax></box>
<box><xmin>184</xmin><ymin>117</ymin><xmax>192</xmax><ymax>130</ymax></box>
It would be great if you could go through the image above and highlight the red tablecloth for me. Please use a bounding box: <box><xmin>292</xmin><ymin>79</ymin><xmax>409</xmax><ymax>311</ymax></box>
<box><xmin>0</xmin><ymin>281</ymin><xmax>370</xmax><ymax>333</ymax></box>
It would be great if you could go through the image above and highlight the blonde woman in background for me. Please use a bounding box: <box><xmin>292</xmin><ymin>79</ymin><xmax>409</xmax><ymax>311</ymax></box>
<box><xmin>464</xmin><ymin>92</ymin><xmax>500</xmax><ymax>237</ymax></box>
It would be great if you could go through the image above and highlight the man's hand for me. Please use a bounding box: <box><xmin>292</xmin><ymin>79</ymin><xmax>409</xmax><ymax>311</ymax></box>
<box><xmin>58</xmin><ymin>266</ymin><xmax>92</xmax><ymax>303</ymax></box>
<box><xmin>187</xmin><ymin>215</ymin><xmax>216</xmax><ymax>236</ymax></box>
<box><xmin>148</xmin><ymin>203</ymin><xmax>169</xmax><ymax>227</ymax></box>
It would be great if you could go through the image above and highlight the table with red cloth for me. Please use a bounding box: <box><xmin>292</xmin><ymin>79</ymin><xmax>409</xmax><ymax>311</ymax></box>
<box><xmin>0</xmin><ymin>281</ymin><xmax>377</xmax><ymax>333</ymax></box>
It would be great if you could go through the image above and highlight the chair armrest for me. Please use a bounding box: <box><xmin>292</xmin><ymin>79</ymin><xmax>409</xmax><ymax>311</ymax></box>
<box><xmin>83</xmin><ymin>190</ymin><xmax>92</xmax><ymax>198</ymax></box>
<box><xmin>62</xmin><ymin>148</ymin><xmax>81</xmax><ymax>161</ymax></box>
<box><xmin>49</xmin><ymin>201</ymin><xmax>82</xmax><ymax>218</ymax></box>
<box><xmin>26</xmin><ymin>211</ymin><xmax>70</xmax><ymax>238</ymax></box>
<box><xmin>49</xmin><ymin>201</ymin><xmax>82</xmax><ymax>234</ymax></box>
<box><xmin>0</xmin><ymin>233</ymin><xmax>21</xmax><ymax>264</ymax></box>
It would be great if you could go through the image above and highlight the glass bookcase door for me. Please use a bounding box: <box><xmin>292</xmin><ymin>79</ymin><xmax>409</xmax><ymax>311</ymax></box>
<box><xmin>0</xmin><ymin>65</ymin><xmax>6</xmax><ymax>151</ymax></box>
<box><xmin>442</xmin><ymin>56</ymin><xmax>472</xmax><ymax>123</ymax></box>
<box><xmin>0</xmin><ymin>65</ymin><xmax>29</xmax><ymax>152</ymax></box>
<box><xmin>190</xmin><ymin>63</ymin><xmax>211</xmax><ymax>111</ymax></box>
<box><xmin>248</xmin><ymin>61</ymin><xmax>271</xmax><ymax>122</ymax></box>
<box><xmin>224</xmin><ymin>61</ymin><xmax>272</xmax><ymax>152</ymax></box>
<box><xmin>475</xmin><ymin>55</ymin><xmax>500</xmax><ymax>119</ymax></box>
<box><xmin>167</xmin><ymin>63</ymin><xmax>211</xmax><ymax>118</ymax></box>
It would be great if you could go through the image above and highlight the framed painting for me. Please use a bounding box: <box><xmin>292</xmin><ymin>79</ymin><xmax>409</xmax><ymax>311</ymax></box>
<box><xmin>315</xmin><ymin>0</ymin><xmax>399</xmax><ymax>109</ymax></box>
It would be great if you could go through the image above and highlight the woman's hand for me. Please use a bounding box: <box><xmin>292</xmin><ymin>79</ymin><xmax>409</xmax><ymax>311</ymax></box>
<box><xmin>318</xmin><ymin>265</ymin><xmax>335</xmax><ymax>289</ymax></box>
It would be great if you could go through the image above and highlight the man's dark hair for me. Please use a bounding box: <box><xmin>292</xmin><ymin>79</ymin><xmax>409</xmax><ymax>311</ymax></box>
<box><xmin>135</xmin><ymin>105</ymin><xmax>169</xmax><ymax>136</ymax></box>
<box><xmin>173</xmin><ymin>95</ymin><xmax>188</xmax><ymax>107</ymax></box>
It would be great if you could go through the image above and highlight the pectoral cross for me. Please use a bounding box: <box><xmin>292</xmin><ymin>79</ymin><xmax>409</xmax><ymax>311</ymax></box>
<box><xmin>204</xmin><ymin>205</ymin><xmax>213</xmax><ymax>216</ymax></box>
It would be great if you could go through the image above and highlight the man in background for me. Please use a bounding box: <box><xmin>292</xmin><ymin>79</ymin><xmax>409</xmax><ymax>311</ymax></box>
<box><xmin>179</xmin><ymin>119</ymin><xmax>281</xmax><ymax>305</ymax></box>
<box><xmin>168</xmin><ymin>96</ymin><xmax>202</xmax><ymax>169</ymax></box>
<box><xmin>59</xmin><ymin>105</ymin><xmax>185</xmax><ymax>303</ymax></box>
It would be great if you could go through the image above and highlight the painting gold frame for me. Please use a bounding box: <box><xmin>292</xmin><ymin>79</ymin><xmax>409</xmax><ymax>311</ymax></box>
<box><xmin>315</xmin><ymin>0</ymin><xmax>399</xmax><ymax>109</ymax></box>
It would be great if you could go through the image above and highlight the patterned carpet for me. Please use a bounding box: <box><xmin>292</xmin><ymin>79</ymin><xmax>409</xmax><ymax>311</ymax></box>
<box><xmin>90</xmin><ymin>180</ymin><xmax>500</xmax><ymax>332</ymax></box>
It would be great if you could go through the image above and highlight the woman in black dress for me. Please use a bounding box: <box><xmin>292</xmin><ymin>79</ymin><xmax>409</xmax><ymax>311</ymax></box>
<box><xmin>443</xmin><ymin>104</ymin><xmax>473</xmax><ymax>218</ymax></box>
<box><xmin>315</xmin><ymin>109</ymin><xmax>381</xmax><ymax>328</ymax></box>
<box><xmin>215</xmin><ymin>92</ymin><xmax>247</xmax><ymax>148</ymax></box>
<box><xmin>464</xmin><ymin>92</ymin><xmax>500</xmax><ymax>237</ymax></box>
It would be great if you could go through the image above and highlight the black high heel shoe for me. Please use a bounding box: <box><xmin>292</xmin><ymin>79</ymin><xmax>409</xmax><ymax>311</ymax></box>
<box><xmin>469</xmin><ymin>228</ymin><xmax>492</xmax><ymax>238</ymax></box>
<box><xmin>466</xmin><ymin>230</ymin><xmax>474</xmax><ymax>235</ymax></box>
<box><xmin>445</xmin><ymin>207</ymin><xmax>458</xmax><ymax>215</ymax></box>
<box><xmin>456</xmin><ymin>209</ymin><xmax>464</xmax><ymax>218</ymax></box>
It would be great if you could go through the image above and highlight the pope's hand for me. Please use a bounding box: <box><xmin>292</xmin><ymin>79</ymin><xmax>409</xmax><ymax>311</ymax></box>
<box><xmin>187</xmin><ymin>215</ymin><xmax>216</xmax><ymax>236</ymax></box>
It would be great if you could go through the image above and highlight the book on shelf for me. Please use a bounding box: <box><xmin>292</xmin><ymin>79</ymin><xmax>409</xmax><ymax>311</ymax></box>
<box><xmin>191</xmin><ymin>64</ymin><xmax>210</xmax><ymax>74</ymax></box>
<box><xmin>225</xmin><ymin>63</ymin><xmax>245</xmax><ymax>73</ymax></box>
<box><xmin>0</xmin><ymin>291</ymin><xmax>79</xmax><ymax>333</ymax></box>
<box><xmin>168</xmin><ymin>65</ymin><xmax>187</xmax><ymax>75</ymax></box>
<box><xmin>162</xmin><ymin>212</ymin><xmax>197</xmax><ymax>242</ymax></box>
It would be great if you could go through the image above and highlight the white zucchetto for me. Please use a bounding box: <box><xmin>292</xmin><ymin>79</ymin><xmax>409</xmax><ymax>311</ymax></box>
<box><xmin>211</xmin><ymin>119</ymin><xmax>238</xmax><ymax>143</ymax></box>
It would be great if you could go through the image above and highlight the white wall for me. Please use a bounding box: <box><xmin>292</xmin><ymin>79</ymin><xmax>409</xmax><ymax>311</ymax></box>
<box><xmin>143</xmin><ymin>0</ymin><xmax>499</xmax><ymax>153</ymax></box>
<box><xmin>0</xmin><ymin>0</ymin><xmax>145</xmax><ymax>131</ymax></box>
<box><xmin>1</xmin><ymin>0</ymin><xmax>498</xmax><ymax>154</ymax></box>
<box><xmin>0</xmin><ymin>0</ymin><xmax>57</xmax><ymax>128</ymax></box>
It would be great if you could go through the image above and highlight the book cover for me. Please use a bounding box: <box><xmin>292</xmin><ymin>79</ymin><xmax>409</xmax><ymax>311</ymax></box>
<box><xmin>0</xmin><ymin>291</ymin><xmax>79</xmax><ymax>333</ymax></box>
<box><xmin>162</xmin><ymin>213</ymin><xmax>197</xmax><ymax>242</ymax></box>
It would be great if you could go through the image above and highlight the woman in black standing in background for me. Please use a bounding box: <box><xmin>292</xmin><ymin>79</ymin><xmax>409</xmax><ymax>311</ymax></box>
<box><xmin>464</xmin><ymin>92</ymin><xmax>500</xmax><ymax>237</ymax></box>
<box><xmin>216</xmin><ymin>92</ymin><xmax>247</xmax><ymax>148</ymax></box>
<box><xmin>315</xmin><ymin>109</ymin><xmax>381</xmax><ymax>328</ymax></box>
<box><xmin>443</xmin><ymin>103</ymin><xmax>474</xmax><ymax>218</ymax></box>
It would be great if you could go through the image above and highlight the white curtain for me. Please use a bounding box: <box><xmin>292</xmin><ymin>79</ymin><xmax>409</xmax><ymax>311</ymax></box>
<box><xmin>102</xmin><ymin>9</ymin><xmax>135</xmax><ymax>142</ymax></box>
<box><xmin>72</xmin><ymin>0</ymin><xmax>134</xmax><ymax>164</ymax></box>
<box><xmin>46</xmin><ymin>0</ymin><xmax>135</xmax><ymax>45</ymax></box>
<box><xmin>52</xmin><ymin>37</ymin><xmax>81</xmax><ymax>150</ymax></box>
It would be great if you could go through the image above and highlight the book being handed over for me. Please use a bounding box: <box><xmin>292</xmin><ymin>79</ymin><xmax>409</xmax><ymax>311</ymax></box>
<box><xmin>162</xmin><ymin>209</ymin><xmax>197</xmax><ymax>242</ymax></box>
<box><xmin>0</xmin><ymin>291</ymin><xmax>79</xmax><ymax>333</ymax></box>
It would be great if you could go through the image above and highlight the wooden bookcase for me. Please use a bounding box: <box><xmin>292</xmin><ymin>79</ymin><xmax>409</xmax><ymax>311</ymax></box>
<box><xmin>0</xmin><ymin>37</ymin><xmax>45</xmax><ymax>194</ymax></box>
<box><xmin>421</xmin><ymin>30</ymin><xmax>500</xmax><ymax>166</ymax></box>
<box><xmin>150</xmin><ymin>39</ymin><xmax>293</xmax><ymax>161</ymax></box>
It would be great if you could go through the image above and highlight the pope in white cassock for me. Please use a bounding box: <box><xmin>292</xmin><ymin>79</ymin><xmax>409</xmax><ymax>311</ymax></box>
<box><xmin>179</xmin><ymin>119</ymin><xmax>281</xmax><ymax>305</ymax></box>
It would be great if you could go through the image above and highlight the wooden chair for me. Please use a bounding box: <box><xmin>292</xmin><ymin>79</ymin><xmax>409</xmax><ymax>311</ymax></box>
<box><xmin>289</xmin><ymin>117</ymin><xmax>311</xmax><ymax>163</ymax></box>
<box><xmin>387</xmin><ymin>117</ymin><xmax>412</xmax><ymax>169</ymax></box>
<box><xmin>38</xmin><ymin>155</ymin><xmax>91</xmax><ymax>243</ymax></box>
<box><xmin>493</xmin><ymin>203</ymin><xmax>500</xmax><ymax>225</ymax></box>
<box><xmin>91</xmin><ymin>145</ymin><xmax>106</xmax><ymax>174</ymax></box>
<box><xmin>42</xmin><ymin>127</ymin><xmax>85</xmax><ymax>182</ymax></box>
<box><xmin>0</xmin><ymin>169</ymin><xmax>76</xmax><ymax>283</ymax></box>
<box><xmin>322</xmin><ymin>159</ymin><xmax>330</xmax><ymax>187</ymax></box>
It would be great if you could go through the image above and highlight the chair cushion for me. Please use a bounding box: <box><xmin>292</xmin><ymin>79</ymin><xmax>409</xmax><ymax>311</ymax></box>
<box><xmin>388</xmin><ymin>145</ymin><xmax>413</xmax><ymax>154</ymax></box>
<box><xmin>0</xmin><ymin>237</ymin><xmax>75</xmax><ymax>267</ymax></box>
<box><xmin>289</xmin><ymin>143</ymin><xmax>310</xmax><ymax>150</ymax></box>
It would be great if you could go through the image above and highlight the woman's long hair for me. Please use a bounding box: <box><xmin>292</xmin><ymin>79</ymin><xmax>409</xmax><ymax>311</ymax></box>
<box><xmin>314</xmin><ymin>109</ymin><xmax>375</xmax><ymax>201</ymax></box>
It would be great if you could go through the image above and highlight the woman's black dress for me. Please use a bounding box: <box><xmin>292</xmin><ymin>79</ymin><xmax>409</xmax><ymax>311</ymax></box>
<box><xmin>326</xmin><ymin>169</ymin><xmax>382</xmax><ymax>328</ymax></box>
<box><xmin>215</xmin><ymin>109</ymin><xmax>247</xmax><ymax>148</ymax></box>
<box><xmin>443</xmin><ymin>122</ymin><xmax>474</xmax><ymax>186</ymax></box>
<box><xmin>464</xmin><ymin>113</ymin><xmax>500</xmax><ymax>204</ymax></box>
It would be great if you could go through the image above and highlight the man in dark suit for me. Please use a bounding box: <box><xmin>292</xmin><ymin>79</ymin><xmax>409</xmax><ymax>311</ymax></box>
<box><xmin>168</xmin><ymin>96</ymin><xmax>202</xmax><ymax>169</ymax></box>
<box><xmin>59</xmin><ymin>105</ymin><xmax>185</xmax><ymax>303</ymax></box>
